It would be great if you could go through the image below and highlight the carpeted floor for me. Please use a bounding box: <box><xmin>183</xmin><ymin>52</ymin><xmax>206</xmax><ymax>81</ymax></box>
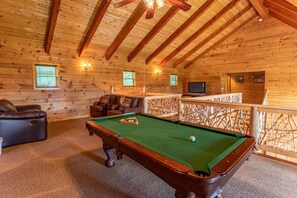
<box><xmin>0</xmin><ymin>117</ymin><xmax>297</xmax><ymax>198</ymax></box>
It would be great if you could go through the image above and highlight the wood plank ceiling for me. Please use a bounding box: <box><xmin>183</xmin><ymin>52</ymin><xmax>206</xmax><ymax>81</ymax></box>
<box><xmin>42</xmin><ymin>0</ymin><xmax>297</xmax><ymax>69</ymax></box>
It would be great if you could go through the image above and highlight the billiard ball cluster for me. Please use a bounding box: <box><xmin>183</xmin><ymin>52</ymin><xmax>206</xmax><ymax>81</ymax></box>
<box><xmin>119</xmin><ymin>117</ymin><xmax>138</xmax><ymax>125</ymax></box>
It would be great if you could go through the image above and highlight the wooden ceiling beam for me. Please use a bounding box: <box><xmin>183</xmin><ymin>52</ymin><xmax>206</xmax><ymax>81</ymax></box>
<box><xmin>269</xmin><ymin>10</ymin><xmax>297</xmax><ymax>30</ymax></box>
<box><xmin>160</xmin><ymin>0</ymin><xmax>240</xmax><ymax>65</ymax></box>
<box><xmin>173</xmin><ymin>5</ymin><xmax>252</xmax><ymax>68</ymax></box>
<box><xmin>44</xmin><ymin>0</ymin><xmax>61</xmax><ymax>54</ymax></box>
<box><xmin>265</xmin><ymin>0</ymin><xmax>297</xmax><ymax>12</ymax></box>
<box><xmin>78</xmin><ymin>0</ymin><xmax>112</xmax><ymax>57</ymax></box>
<box><xmin>145</xmin><ymin>0</ymin><xmax>215</xmax><ymax>64</ymax></box>
<box><xmin>184</xmin><ymin>13</ymin><xmax>257</xmax><ymax>69</ymax></box>
<box><xmin>105</xmin><ymin>1</ymin><xmax>146</xmax><ymax>60</ymax></box>
<box><xmin>248</xmin><ymin>0</ymin><xmax>269</xmax><ymax>19</ymax></box>
<box><xmin>127</xmin><ymin>1</ymin><xmax>189</xmax><ymax>62</ymax></box>
<box><xmin>264</xmin><ymin>0</ymin><xmax>297</xmax><ymax>25</ymax></box>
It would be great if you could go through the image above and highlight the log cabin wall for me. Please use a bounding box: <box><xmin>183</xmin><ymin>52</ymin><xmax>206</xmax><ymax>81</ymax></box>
<box><xmin>0</xmin><ymin>0</ymin><xmax>182</xmax><ymax>122</ymax></box>
<box><xmin>184</xmin><ymin>17</ymin><xmax>297</xmax><ymax>107</ymax></box>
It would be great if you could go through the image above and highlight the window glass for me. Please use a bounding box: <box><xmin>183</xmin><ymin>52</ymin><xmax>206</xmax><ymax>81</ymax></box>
<box><xmin>123</xmin><ymin>71</ymin><xmax>135</xmax><ymax>87</ymax></box>
<box><xmin>34</xmin><ymin>64</ymin><xmax>59</xmax><ymax>89</ymax></box>
<box><xmin>170</xmin><ymin>74</ymin><xmax>178</xmax><ymax>86</ymax></box>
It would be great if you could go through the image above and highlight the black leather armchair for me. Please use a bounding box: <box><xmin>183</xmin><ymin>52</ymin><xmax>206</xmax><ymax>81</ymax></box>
<box><xmin>0</xmin><ymin>99</ymin><xmax>47</xmax><ymax>147</ymax></box>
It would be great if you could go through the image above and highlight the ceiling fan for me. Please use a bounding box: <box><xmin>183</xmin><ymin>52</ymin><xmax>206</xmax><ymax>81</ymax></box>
<box><xmin>114</xmin><ymin>0</ymin><xmax>191</xmax><ymax>19</ymax></box>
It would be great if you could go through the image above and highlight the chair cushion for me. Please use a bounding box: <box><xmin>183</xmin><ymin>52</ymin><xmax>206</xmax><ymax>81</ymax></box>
<box><xmin>99</xmin><ymin>95</ymin><xmax>110</xmax><ymax>105</ymax></box>
<box><xmin>115</xmin><ymin>96</ymin><xmax>125</xmax><ymax>105</ymax></box>
<box><xmin>107</xmin><ymin>110</ymin><xmax>123</xmax><ymax>116</ymax></box>
<box><xmin>90</xmin><ymin>105</ymin><xmax>104</xmax><ymax>112</ymax></box>
<box><xmin>109</xmin><ymin>95</ymin><xmax>117</xmax><ymax>104</ymax></box>
<box><xmin>108</xmin><ymin>104</ymin><xmax>120</xmax><ymax>110</ymax></box>
<box><xmin>119</xmin><ymin>98</ymin><xmax>132</xmax><ymax>111</ymax></box>
<box><xmin>130</xmin><ymin>98</ymin><xmax>138</xmax><ymax>108</ymax></box>
<box><xmin>0</xmin><ymin>100</ymin><xmax>17</xmax><ymax>112</ymax></box>
<box><xmin>137</xmin><ymin>99</ymin><xmax>143</xmax><ymax>107</ymax></box>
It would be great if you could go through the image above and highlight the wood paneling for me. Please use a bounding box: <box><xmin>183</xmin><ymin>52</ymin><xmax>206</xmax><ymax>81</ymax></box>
<box><xmin>0</xmin><ymin>0</ymin><xmax>182</xmax><ymax>122</ymax></box>
<box><xmin>184</xmin><ymin>17</ymin><xmax>297</xmax><ymax>107</ymax></box>
<box><xmin>230</xmin><ymin>72</ymin><xmax>265</xmax><ymax>104</ymax></box>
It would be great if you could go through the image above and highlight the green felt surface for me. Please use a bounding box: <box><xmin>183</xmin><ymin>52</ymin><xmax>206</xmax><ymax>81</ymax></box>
<box><xmin>93</xmin><ymin>114</ymin><xmax>245</xmax><ymax>174</ymax></box>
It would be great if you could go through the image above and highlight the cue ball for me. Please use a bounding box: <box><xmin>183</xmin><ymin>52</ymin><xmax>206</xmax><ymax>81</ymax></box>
<box><xmin>189</xmin><ymin>136</ymin><xmax>196</xmax><ymax>142</ymax></box>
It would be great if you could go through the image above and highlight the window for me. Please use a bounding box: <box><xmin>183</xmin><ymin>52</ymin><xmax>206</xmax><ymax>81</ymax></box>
<box><xmin>33</xmin><ymin>63</ymin><xmax>59</xmax><ymax>89</ymax></box>
<box><xmin>170</xmin><ymin>74</ymin><xmax>178</xmax><ymax>86</ymax></box>
<box><xmin>123</xmin><ymin>71</ymin><xmax>135</xmax><ymax>87</ymax></box>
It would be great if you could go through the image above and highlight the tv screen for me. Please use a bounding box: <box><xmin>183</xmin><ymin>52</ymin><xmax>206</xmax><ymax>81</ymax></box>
<box><xmin>188</xmin><ymin>82</ymin><xmax>206</xmax><ymax>93</ymax></box>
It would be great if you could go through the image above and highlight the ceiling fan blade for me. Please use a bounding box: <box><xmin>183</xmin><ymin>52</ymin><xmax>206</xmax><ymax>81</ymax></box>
<box><xmin>114</xmin><ymin>0</ymin><xmax>137</xmax><ymax>8</ymax></box>
<box><xmin>166</xmin><ymin>0</ymin><xmax>191</xmax><ymax>11</ymax></box>
<box><xmin>146</xmin><ymin>8</ymin><xmax>155</xmax><ymax>19</ymax></box>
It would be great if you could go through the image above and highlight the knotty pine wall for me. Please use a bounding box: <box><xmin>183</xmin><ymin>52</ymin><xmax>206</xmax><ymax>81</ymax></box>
<box><xmin>184</xmin><ymin>17</ymin><xmax>297</xmax><ymax>107</ymax></box>
<box><xmin>0</xmin><ymin>0</ymin><xmax>184</xmax><ymax>122</ymax></box>
<box><xmin>0</xmin><ymin>46</ymin><xmax>182</xmax><ymax>122</ymax></box>
<box><xmin>229</xmin><ymin>72</ymin><xmax>265</xmax><ymax>104</ymax></box>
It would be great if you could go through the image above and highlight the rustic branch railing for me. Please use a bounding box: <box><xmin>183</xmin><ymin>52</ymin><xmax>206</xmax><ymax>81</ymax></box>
<box><xmin>179</xmin><ymin>98</ymin><xmax>297</xmax><ymax>161</ymax></box>
<box><xmin>187</xmin><ymin>93</ymin><xmax>242</xmax><ymax>103</ymax></box>
<box><xmin>143</xmin><ymin>94</ymin><xmax>181</xmax><ymax>117</ymax></box>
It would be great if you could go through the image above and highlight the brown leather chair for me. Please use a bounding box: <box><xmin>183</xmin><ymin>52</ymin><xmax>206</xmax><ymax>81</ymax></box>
<box><xmin>0</xmin><ymin>99</ymin><xmax>47</xmax><ymax>147</ymax></box>
<box><xmin>90</xmin><ymin>95</ymin><xmax>144</xmax><ymax>117</ymax></box>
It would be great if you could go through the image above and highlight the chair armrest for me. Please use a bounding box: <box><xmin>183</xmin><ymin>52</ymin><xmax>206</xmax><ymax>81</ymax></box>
<box><xmin>0</xmin><ymin>111</ymin><xmax>47</xmax><ymax>119</ymax></box>
<box><xmin>16</xmin><ymin>105</ymin><xmax>41</xmax><ymax>112</ymax></box>
<box><xmin>93</xmin><ymin>101</ymin><xmax>100</xmax><ymax>106</ymax></box>
<box><xmin>123</xmin><ymin>107</ymin><xmax>143</xmax><ymax>114</ymax></box>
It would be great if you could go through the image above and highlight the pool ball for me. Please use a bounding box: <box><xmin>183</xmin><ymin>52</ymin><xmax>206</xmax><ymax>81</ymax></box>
<box><xmin>189</xmin><ymin>136</ymin><xmax>196</xmax><ymax>142</ymax></box>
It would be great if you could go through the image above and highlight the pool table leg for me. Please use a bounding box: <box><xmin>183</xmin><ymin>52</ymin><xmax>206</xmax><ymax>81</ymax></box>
<box><xmin>175</xmin><ymin>189</ymin><xmax>195</xmax><ymax>198</ymax></box>
<box><xmin>103</xmin><ymin>143</ymin><xmax>115</xmax><ymax>167</ymax></box>
<box><xmin>116</xmin><ymin>151</ymin><xmax>123</xmax><ymax>160</ymax></box>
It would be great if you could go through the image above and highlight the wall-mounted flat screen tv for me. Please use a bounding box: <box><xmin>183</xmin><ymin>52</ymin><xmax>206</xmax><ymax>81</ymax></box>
<box><xmin>188</xmin><ymin>82</ymin><xmax>206</xmax><ymax>93</ymax></box>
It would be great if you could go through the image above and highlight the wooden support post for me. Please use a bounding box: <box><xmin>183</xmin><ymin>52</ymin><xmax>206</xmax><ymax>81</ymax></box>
<box><xmin>143</xmin><ymin>97</ymin><xmax>148</xmax><ymax>114</ymax></box>
<box><xmin>250</xmin><ymin>106</ymin><xmax>259</xmax><ymax>141</ymax></box>
<box><xmin>178</xmin><ymin>98</ymin><xmax>182</xmax><ymax>121</ymax></box>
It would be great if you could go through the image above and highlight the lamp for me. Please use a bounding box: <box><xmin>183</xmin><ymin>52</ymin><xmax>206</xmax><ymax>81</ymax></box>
<box><xmin>83</xmin><ymin>63</ymin><xmax>91</xmax><ymax>75</ymax></box>
<box><xmin>143</xmin><ymin>0</ymin><xmax>165</xmax><ymax>9</ymax></box>
<box><xmin>155</xmin><ymin>69</ymin><xmax>162</xmax><ymax>75</ymax></box>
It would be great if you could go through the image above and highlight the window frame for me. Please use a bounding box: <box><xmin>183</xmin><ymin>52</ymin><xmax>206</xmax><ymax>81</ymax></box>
<box><xmin>170</xmin><ymin>74</ymin><xmax>178</xmax><ymax>87</ymax></box>
<box><xmin>123</xmin><ymin>70</ymin><xmax>135</xmax><ymax>87</ymax></box>
<box><xmin>33</xmin><ymin>63</ymin><xmax>60</xmax><ymax>90</ymax></box>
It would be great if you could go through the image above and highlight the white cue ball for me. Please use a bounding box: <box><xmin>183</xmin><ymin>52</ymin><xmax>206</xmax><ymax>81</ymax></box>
<box><xmin>189</xmin><ymin>136</ymin><xmax>196</xmax><ymax>142</ymax></box>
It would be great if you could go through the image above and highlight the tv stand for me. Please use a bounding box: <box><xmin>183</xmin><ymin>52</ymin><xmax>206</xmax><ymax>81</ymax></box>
<box><xmin>183</xmin><ymin>93</ymin><xmax>206</xmax><ymax>97</ymax></box>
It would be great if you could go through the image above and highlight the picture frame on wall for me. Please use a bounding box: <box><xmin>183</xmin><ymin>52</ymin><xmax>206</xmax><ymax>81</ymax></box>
<box><xmin>254</xmin><ymin>76</ymin><xmax>265</xmax><ymax>83</ymax></box>
<box><xmin>235</xmin><ymin>76</ymin><xmax>244</xmax><ymax>83</ymax></box>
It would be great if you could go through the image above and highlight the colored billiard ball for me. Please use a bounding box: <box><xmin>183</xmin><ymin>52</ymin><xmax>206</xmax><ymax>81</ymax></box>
<box><xmin>189</xmin><ymin>136</ymin><xmax>196</xmax><ymax>142</ymax></box>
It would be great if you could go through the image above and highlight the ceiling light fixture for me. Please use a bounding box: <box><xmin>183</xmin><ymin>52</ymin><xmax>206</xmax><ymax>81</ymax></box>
<box><xmin>143</xmin><ymin>0</ymin><xmax>165</xmax><ymax>9</ymax></box>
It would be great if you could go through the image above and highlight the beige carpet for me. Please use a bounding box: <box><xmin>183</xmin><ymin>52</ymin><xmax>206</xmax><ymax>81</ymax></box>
<box><xmin>1</xmin><ymin>118</ymin><xmax>297</xmax><ymax>198</ymax></box>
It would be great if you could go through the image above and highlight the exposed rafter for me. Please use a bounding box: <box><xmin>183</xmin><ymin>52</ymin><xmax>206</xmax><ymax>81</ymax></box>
<box><xmin>265</xmin><ymin>0</ymin><xmax>297</xmax><ymax>30</ymax></box>
<box><xmin>127</xmin><ymin>1</ymin><xmax>189</xmax><ymax>62</ymax></box>
<box><xmin>44</xmin><ymin>0</ymin><xmax>61</xmax><ymax>54</ymax></box>
<box><xmin>78</xmin><ymin>0</ymin><xmax>111</xmax><ymax>57</ymax></box>
<box><xmin>105</xmin><ymin>1</ymin><xmax>146</xmax><ymax>60</ymax></box>
<box><xmin>161</xmin><ymin>0</ymin><xmax>240</xmax><ymax>65</ymax></box>
<box><xmin>173</xmin><ymin>5</ymin><xmax>252</xmax><ymax>68</ymax></box>
<box><xmin>145</xmin><ymin>0</ymin><xmax>215</xmax><ymax>64</ymax></box>
<box><xmin>249</xmin><ymin>0</ymin><xmax>269</xmax><ymax>19</ymax></box>
<box><xmin>270</xmin><ymin>10</ymin><xmax>297</xmax><ymax>29</ymax></box>
<box><xmin>184</xmin><ymin>13</ymin><xmax>257</xmax><ymax>69</ymax></box>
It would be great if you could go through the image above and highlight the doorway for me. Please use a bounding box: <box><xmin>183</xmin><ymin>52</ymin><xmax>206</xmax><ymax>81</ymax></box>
<box><xmin>228</xmin><ymin>71</ymin><xmax>265</xmax><ymax>104</ymax></box>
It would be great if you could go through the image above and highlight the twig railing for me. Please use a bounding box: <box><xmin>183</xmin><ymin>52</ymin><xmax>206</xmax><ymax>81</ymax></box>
<box><xmin>179</xmin><ymin>99</ymin><xmax>297</xmax><ymax>161</ymax></box>
<box><xmin>143</xmin><ymin>94</ymin><xmax>181</xmax><ymax>117</ymax></box>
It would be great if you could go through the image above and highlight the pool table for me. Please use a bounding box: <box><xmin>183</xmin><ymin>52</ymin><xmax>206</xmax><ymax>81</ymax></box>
<box><xmin>86</xmin><ymin>113</ymin><xmax>255</xmax><ymax>198</ymax></box>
